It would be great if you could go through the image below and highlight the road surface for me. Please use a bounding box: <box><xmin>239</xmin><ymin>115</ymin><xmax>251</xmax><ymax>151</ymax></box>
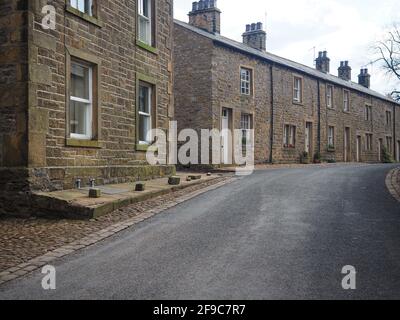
<box><xmin>1</xmin><ymin>164</ymin><xmax>400</xmax><ymax>299</ymax></box>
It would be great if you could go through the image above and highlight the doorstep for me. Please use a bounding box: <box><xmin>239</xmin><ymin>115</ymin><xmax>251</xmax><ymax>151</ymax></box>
<box><xmin>31</xmin><ymin>173</ymin><xmax>221</xmax><ymax>219</ymax></box>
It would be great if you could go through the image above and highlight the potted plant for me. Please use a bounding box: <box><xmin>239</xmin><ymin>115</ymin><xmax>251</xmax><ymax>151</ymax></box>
<box><xmin>313</xmin><ymin>152</ymin><xmax>321</xmax><ymax>164</ymax></box>
<box><xmin>327</xmin><ymin>144</ymin><xmax>335</xmax><ymax>152</ymax></box>
<box><xmin>300</xmin><ymin>151</ymin><xmax>310</xmax><ymax>164</ymax></box>
<box><xmin>381</xmin><ymin>146</ymin><xmax>394</xmax><ymax>163</ymax></box>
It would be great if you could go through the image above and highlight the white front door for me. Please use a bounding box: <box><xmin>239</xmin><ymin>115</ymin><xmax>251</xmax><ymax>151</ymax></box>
<box><xmin>221</xmin><ymin>109</ymin><xmax>230</xmax><ymax>164</ymax></box>
<box><xmin>305</xmin><ymin>123</ymin><xmax>312</xmax><ymax>154</ymax></box>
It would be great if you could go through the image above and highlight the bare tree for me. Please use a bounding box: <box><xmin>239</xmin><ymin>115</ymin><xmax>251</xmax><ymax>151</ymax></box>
<box><xmin>376</xmin><ymin>26</ymin><xmax>400</xmax><ymax>101</ymax></box>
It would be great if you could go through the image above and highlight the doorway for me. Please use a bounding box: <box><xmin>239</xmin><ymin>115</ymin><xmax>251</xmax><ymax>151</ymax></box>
<box><xmin>221</xmin><ymin>108</ymin><xmax>232</xmax><ymax>164</ymax></box>
<box><xmin>356</xmin><ymin>136</ymin><xmax>361</xmax><ymax>162</ymax></box>
<box><xmin>305</xmin><ymin>122</ymin><xmax>312</xmax><ymax>155</ymax></box>
<box><xmin>378</xmin><ymin>139</ymin><xmax>383</xmax><ymax>162</ymax></box>
<box><xmin>344</xmin><ymin>127</ymin><xmax>350</xmax><ymax>162</ymax></box>
<box><xmin>397</xmin><ymin>141</ymin><xmax>400</xmax><ymax>162</ymax></box>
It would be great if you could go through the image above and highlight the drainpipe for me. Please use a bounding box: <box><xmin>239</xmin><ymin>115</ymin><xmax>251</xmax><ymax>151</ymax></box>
<box><xmin>394</xmin><ymin>104</ymin><xmax>397</xmax><ymax>161</ymax></box>
<box><xmin>317</xmin><ymin>80</ymin><xmax>321</xmax><ymax>154</ymax></box>
<box><xmin>269</xmin><ymin>64</ymin><xmax>275</xmax><ymax>163</ymax></box>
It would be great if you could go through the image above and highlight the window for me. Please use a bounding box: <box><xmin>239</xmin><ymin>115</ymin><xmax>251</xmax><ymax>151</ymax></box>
<box><xmin>343</xmin><ymin>90</ymin><xmax>350</xmax><ymax>112</ymax></box>
<box><xmin>326</xmin><ymin>85</ymin><xmax>333</xmax><ymax>108</ymax></box>
<box><xmin>293</xmin><ymin>76</ymin><xmax>302</xmax><ymax>103</ymax></box>
<box><xmin>138</xmin><ymin>82</ymin><xmax>153</xmax><ymax>144</ymax></box>
<box><xmin>365</xmin><ymin>105</ymin><xmax>372</xmax><ymax>121</ymax></box>
<box><xmin>328</xmin><ymin>126</ymin><xmax>335</xmax><ymax>148</ymax></box>
<box><xmin>386</xmin><ymin>111</ymin><xmax>392</xmax><ymax>126</ymax></box>
<box><xmin>283</xmin><ymin>125</ymin><xmax>296</xmax><ymax>148</ymax></box>
<box><xmin>241</xmin><ymin>114</ymin><xmax>252</xmax><ymax>148</ymax></box>
<box><xmin>366</xmin><ymin>134</ymin><xmax>373</xmax><ymax>151</ymax></box>
<box><xmin>138</xmin><ymin>0</ymin><xmax>153</xmax><ymax>46</ymax></box>
<box><xmin>386</xmin><ymin>136</ymin><xmax>393</xmax><ymax>154</ymax></box>
<box><xmin>240</xmin><ymin>68</ymin><xmax>252</xmax><ymax>95</ymax></box>
<box><xmin>70</xmin><ymin>0</ymin><xmax>93</xmax><ymax>15</ymax></box>
<box><xmin>70</xmin><ymin>60</ymin><xmax>93</xmax><ymax>139</ymax></box>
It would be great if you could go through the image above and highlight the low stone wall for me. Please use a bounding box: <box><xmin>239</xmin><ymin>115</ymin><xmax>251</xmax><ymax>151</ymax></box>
<box><xmin>0</xmin><ymin>165</ymin><xmax>176</xmax><ymax>217</ymax></box>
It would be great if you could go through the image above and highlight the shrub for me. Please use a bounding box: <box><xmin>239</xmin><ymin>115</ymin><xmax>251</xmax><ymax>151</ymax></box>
<box><xmin>381</xmin><ymin>146</ymin><xmax>394</xmax><ymax>163</ymax></box>
<box><xmin>313</xmin><ymin>152</ymin><xmax>321</xmax><ymax>164</ymax></box>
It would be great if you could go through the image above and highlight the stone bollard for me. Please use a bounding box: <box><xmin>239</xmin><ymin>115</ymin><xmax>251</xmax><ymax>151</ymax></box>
<box><xmin>188</xmin><ymin>175</ymin><xmax>202</xmax><ymax>180</ymax></box>
<box><xmin>135</xmin><ymin>182</ymin><xmax>146</xmax><ymax>192</ymax></box>
<box><xmin>207</xmin><ymin>172</ymin><xmax>212</xmax><ymax>176</ymax></box>
<box><xmin>168</xmin><ymin>176</ymin><xmax>181</xmax><ymax>185</ymax></box>
<box><xmin>89</xmin><ymin>188</ymin><xmax>101</xmax><ymax>198</ymax></box>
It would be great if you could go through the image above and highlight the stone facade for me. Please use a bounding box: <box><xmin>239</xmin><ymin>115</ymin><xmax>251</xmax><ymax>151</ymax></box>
<box><xmin>0</xmin><ymin>0</ymin><xmax>175</xmax><ymax>216</ymax></box>
<box><xmin>174</xmin><ymin>3</ymin><xmax>399</xmax><ymax>166</ymax></box>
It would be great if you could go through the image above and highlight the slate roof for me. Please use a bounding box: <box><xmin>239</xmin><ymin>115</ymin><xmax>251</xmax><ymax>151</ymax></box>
<box><xmin>175</xmin><ymin>19</ymin><xmax>399</xmax><ymax>106</ymax></box>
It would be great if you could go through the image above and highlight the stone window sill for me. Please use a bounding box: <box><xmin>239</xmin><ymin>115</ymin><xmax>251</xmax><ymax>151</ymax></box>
<box><xmin>136</xmin><ymin>144</ymin><xmax>158</xmax><ymax>152</ymax></box>
<box><xmin>293</xmin><ymin>101</ymin><xmax>303</xmax><ymax>106</ymax></box>
<box><xmin>66</xmin><ymin>138</ymin><xmax>102</xmax><ymax>149</ymax></box>
<box><xmin>65</xmin><ymin>5</ymin><xmax>104</xmax><ymax>28</ymax></box>
<box><xmin>136</xmin><ymin>40</ymin><xmax>158</xmax><ymax>54</ymax></box>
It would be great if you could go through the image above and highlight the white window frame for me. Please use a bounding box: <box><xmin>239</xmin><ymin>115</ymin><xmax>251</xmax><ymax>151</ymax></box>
<box><xmin>293</xmin><ymin>77</ymin><xmax>302</xmax><ymax>103</ymax></box>
<box><xmin>386</xmin><ymin>136</ymin><xmax>393</xmax><ymax>153</ymax></box>
<box><xmin>327</xmin><ymin>85</ymin><xmax>333</xmax><ymax>108</ymax></box>
<box><xmin>386</xmin><ymin>111</ymin><xmax>392</xmax><ymax>126</ymax></box>
<box><xmin>240</xmin><ymin>68</ymin><xmax>251</xmax><ymax>95</ymax></box>
<box><xmin>343</xmin><ymin>90</ymin><xmax>350</xmax><ymax>112</ymax></box>
<box><xmin>366</xmin><ymin>134</ymin><xmax>373</xmax><ymax>151</ymax></box>
<box><xmin>70</xmin><ymin>60</ymin><xmax>93</xmax><ymax>140</ymax></box>
<box><xmin>328</xmin><ymin>126</ymin><xmax>335</xmax><ymax>147</ymax></box>
<box><xmin>284</xmin><ymin>125</ymin><xmax>296</xmax><ymax>148</ymax></box>
<box><xmin>241</xmin><ymin>114</ymin><xmax>252</xmax><ymax>145</ymax></box>
<box><xmin>71</xmin><ymin>0</ymin><xmax>93</xmax><ymax>16</ymax></box>
<box><xmin>138</xmin><ymin>0</ymin><xmax>153</xmax><ymax>46</ymax></box>
<box><xmin>138</xmin><ymin>83</ymin><xmax>153</xmax><ymax>145</ymax></box>
<box><xmin>365</xmin><ymin>105</ymin><xmax>372</xmax><ymax>121</ymax></box>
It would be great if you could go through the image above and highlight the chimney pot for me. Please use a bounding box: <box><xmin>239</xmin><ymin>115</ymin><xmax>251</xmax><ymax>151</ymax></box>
<box><xmin>315</xmin><ymin>50</ymin><xmax>330</xmax><ymax>73</ymax></box>
<box><xmin>358</xmin><ymin>68</ymin><xmax>371</xmax><ymax>88</ymax></box>
<box><xmin>338</xmin><ymin>61</ymin><xmax>352</xmax><ymax>81</ymax></box>
<box><xmin>243</xmin><ymin>22</ymin><xmax>267</xmax><ymax>51</ymax></box>
<box><xmin>189</xmin><ymin>0</ymin><xmax>221</xmax><ymax>33</ymax></box>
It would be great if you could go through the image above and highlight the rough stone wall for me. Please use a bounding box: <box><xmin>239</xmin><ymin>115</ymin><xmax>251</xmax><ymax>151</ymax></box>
<box><xmin>271</xmin><ymin>66</ymin><xmax>319</xmax><ymax>163</ymax></box>
<box><xmin>173</xmin><ymin>23</ymin><xmax>214</xmax><ymax>160</ymax></box>
<box><xmin>211</xmin><ymin>44</ymin><xmax>271</xmax><ymax>164</ymax></box>
<box><xmin>0</xmin><ymin>0</ymin><xmax>28</xmax><ymax>168</ymax></box>
<box><xmin>25</xmin><ymin>0</ymin><xmax>174</xmax><ymax>191</ymax></box>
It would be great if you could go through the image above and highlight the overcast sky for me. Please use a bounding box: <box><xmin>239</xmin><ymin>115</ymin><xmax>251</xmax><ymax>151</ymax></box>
<box><xmin>174</xmin><ymin>0</ymin><xmax>400</xmax><ymax>95</ymax></box>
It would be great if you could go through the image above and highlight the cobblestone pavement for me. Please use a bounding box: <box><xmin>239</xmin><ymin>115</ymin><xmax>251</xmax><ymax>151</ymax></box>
<box><xmin>386</xmin><ymin>167</ymin><xmax>400</xmax><ymax>202</ymax></box>
<box><xmin>0</xmin><ymin>176</ymin><xmax>233</xmax><ymax>275</ymax></box>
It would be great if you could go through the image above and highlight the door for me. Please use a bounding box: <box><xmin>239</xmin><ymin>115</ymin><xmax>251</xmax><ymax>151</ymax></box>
<box><xmin>221</xmin><ymin>108</ymin><xmax>230</xmax><ymax>164</ymax></box>
<box><xmin>397</xmin><ymin>141</ymin><xmax>400</xmax><ymax>162</ymax></box>
<box><xmin>344</xmin><ymin>127</ymin><xmax>350</xmax><ymax>162</ymax></box>
<box><xmin>305</xmin><ymin>122</ymin><xmax>312</xmax><ymax>154</ymax></box>
<box><xmin>356</xmin><ymin>136</ymin><xmax>361</xmax><ymax>162</ymax></box>
<box><xmin>378</xmin><ymin>139</ymin><xmax>383</xmax><ymax>162</ymax></box>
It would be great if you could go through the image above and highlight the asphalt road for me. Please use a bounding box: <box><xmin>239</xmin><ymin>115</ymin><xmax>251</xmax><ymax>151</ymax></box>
<box><xmin>1</xmin><ymin>164</ymin><xmax>400</xmax><ymax>300</ymax></box>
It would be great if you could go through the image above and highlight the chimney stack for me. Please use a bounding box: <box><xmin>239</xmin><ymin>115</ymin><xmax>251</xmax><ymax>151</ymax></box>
<box><xmin>242</xmin><ymin>22</ymin><xmax>266</xmax><ymax>51</ymax></box>
<box><xmin>189</xmin><ymin>0</ymin><xmax>221</xmax><ymax>34</ymax></box>
<box><xmin>358</xmin><ymin>68</ymin><xmax>371</xmax><ymax>88</ymax></box>
<box><xmin>338</xmin><ymin>61</ymin><xmax>352</xmax><ymax>81</ymax></box>
<box><xmin>315</xmin><ymin>51</ymin><xmax>330</xmax><ymax>73</ymax></box>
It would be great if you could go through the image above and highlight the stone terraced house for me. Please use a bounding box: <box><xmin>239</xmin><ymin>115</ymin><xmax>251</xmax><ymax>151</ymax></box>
<box><xmin>174</xmin><ymin>0</ymin><xmax>400</xmax><ymax>166</ymax></box>
<box><xmin>0</xmin><ymin>0</ymin><xmax>174</xmax><ymax>215</ymax></box>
